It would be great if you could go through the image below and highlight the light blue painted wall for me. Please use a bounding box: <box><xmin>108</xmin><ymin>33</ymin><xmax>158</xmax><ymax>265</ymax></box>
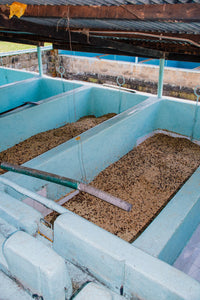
<box><xmin>0</xmin><ymin>77</ymin><xmax>82</xmax><ymax>114</ymax></box>
<box><xmin>2</xmin><ymin>71</ymin><xmax>200</xmax><ymax>299</ymax></box>
<box><xmin>4</xmin><ymin>230</ymin><xmax>72</xmax><ymax>299</ymax></box>
<box><xmin>0</xmin><ymin>67</ymin><xmax>36</xmax><ymax>86</ymax></box>
<box><xmin>3</xmin><ymin>97</ymin><xmax>158</xmax><ymax>200</ymax></box>
<box><xmin>59</xmin><ymin>50</ymin><xmax>200</xmax><ymax>70</ymax></box>
<box><xmin>133</xmin><ymin>166</ymin><xmax>200</xmax><ymax>265</ymax></box>
<box><xmin>89</xmin><ymin>87</ymin><xmax>147</xmax><ymax>116</ymax></box>
<box><xmin>53</xmin><ymin>212</ymin><xmax>200</xmax><ymax>300</ymax></box>
<box><xmin>4</xmin><ymin>95</ymin><xmax>200</xmax><ymax>266</ymax></box>
<box><xmin>73</xmin><ymin>282</ymin><xmax>126</xmax><ymax>300</ymax></box>
<box><xmin>0</xmin><ymin>271</ymin><xmax>32</xmax><ymax>300</ymax></box>
<box><xmin>0</xmin><ymin>86</ymin><xmax>90</xmax><ymax>151</ymax></box>
<box><xmin>0</xmin><ymin>85</ymin><xmax>148</xmax><ymax>151</ymax></box>
<box><xmin>154</xmin><ymin>99</ymin><xmax>198</xmax><ymax>139</ymax></box>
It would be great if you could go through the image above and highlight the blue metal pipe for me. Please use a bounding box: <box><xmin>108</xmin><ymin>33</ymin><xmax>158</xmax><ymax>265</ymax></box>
<box><xmin>157</xmin><ymin>58</ymin><xmax>165</xmax><ymax>99</ymax></box>
<box><xmin>0</xmin><ymin>177</ymin><xmax>67</xmax><ymax>215</ymax></box>
<box><xmin>0</xmin><ymin>162</ymin><xmax>132</xmax><ymax>212</ymax></box>
<box><xmin>37</xmin><ymin>46</ymin><xmax>43</xmax><ymax>77</ymax></box>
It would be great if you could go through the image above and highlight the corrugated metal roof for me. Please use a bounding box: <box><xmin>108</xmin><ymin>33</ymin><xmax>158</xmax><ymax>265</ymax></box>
<box><xmin>23</xmin><ymin>17</ymin><xmax>200</xmax><ymax>35</ymax></box>
<box><xmin>0</xmin><ymin>1</ymin><xmax>199</xmax><ymax>61</ymax></box>
<box><xmin>1</xmin><ymin>0</ymin><xmax>199</xmax><ymax>5</ymax></box>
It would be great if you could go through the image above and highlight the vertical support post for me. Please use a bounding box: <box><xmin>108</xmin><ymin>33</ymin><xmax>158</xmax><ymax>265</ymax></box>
<box><xmin>157</xmin><ymin>58</ymin><xmax>165</xmax><ymax>99</ymax></box>
<box><xmin>37</xmin><ymin>46</ymin><xmax>43</xmax><ymax>77</ymax></box>
<box><xmin>135</xmin><ymin>57</ymin><xmax>138</xmax><ymax>64</ymax></box>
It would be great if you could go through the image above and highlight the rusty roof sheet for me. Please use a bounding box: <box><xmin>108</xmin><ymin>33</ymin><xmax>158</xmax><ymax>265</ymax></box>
<box><xmin>1</xmin><ymin>0</ymin><xmax>199</xmax><ymax>5</ymax></box>
<box><xmin>0</xmin><ymin>1</ymin><xmax>199</xmax><ymax>62</ymax></box>
<box><xmin>23</xmin><ymin>17</ymin><xmax>200</xmax><ymax>35</ymax></box>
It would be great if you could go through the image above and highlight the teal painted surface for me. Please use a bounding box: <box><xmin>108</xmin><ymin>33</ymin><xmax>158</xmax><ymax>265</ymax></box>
<box><xmin>3</xmin><ymin>93</ymin><xmax>200</xmax><ymax>270</ymax></box>
<box><xmin>1</xmin><ymin>163</ymin><xmax>79</xmax><ymax>190</ymax></box>
<box><xmin>89</xmin><ymin>87</ymin><xmax>147</xmax><ymax>116</ymax></box>
<box><xmin>0</xmin><ymin>177</ymin><xmax>67</xmax><ymax>215</ymax></box>
<box><xmin>157</xmin><ymin>58</ymin><xmax>165</xmax><ymax>99</ymax></box>
<box><xmin>132</xmin><ymin>99</ymin><xmax>200</xmax><ymax>263</ymax></box>
<box><xmin>0</xmin><ymin>67</ymin><xmax>36</xmax><ymax>86</ymax></box>
<box><xmin>2</xmin><ymin>69</ymin><xmax>200</xmax><ymax>299</ymax></box>
<box><xmin>4</xmin><ymin>231</ymin><xmax>72</xmax><ymax>300</ymax></box>
<box><xmin>133</xmin><ymin>167</ymin><xmax>200</xmax><ymax>265</ymax></box>
<box><xmin>0</xmin><ymin>218</ymin><xmax>16</xmax><ymax>272</ymax></box>
<box><xmin>73</xmin><ymin>282</ymin><xmax>126</xmax><ymax>300</ymax></box>
<box><xmin>53</xmin><ymin>213</ymin><xmax>200</xmax><ymax>300</ymax></box>
<box><xmin>0</xmin><ymin>84</ymin><xmax>147</xmax><ymax>151</ymax></box>
<box><xmin>0</xmin><ymin>271</ymin><xmax>32</xmax><ymax>300</ymax></box>
<box><xmin>3</xmin><ymin>97</ymin><xmax>157</xmax><ymax>200</ymax></box>
<box><xmin>0</xmin><ymin>191</ymin><xmax>42</xmax><ymax>236</ymax></box>
<box><xmin>0</xmin><ymin>86</ymin><xmax>90</xmax><ymax>151</ymax></box>
<box><xmin>0</xmin><ymin>217</ymin><xmax>17</xmax><ymax>238</ymax></box>
<box><xmin>155</xmin><ymin>99</ymin><xmax>200</xmax><ymax>140</ymax></box>
<box><xmin>0</xmin><ymin>77</ymin><xmax>82</xmax><ymax>115</ymax></box>
<box><xmin>37</xmin><ymin>46</ymin><xmax>43</xmax><ymax>76</ymax></box>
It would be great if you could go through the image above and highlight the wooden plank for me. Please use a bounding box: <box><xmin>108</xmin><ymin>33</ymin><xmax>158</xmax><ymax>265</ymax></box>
<box><xmin>1</xmin><ymin>35</ymin><xmax>37</xmax><ymax>46</ymax></box>
<box><xmin>1</xmin><ymin>3</ymin><xmax>200</xmax><ymax>21</ymax></box>
<box><xmin>1</xmin><ymin>26</ymin><xmax>197</xmax><ymax>61</ymax></box>
<box><xmin>53</xmin><ymin>42</ymin><xmax>164</xmax><ymax>59</ymax></box>
<box><xmin>166</xmin><ymin>52</ymin><xmax>200</xmax><ymax>63</ymax></box>
<box><xmin>54</xmin><ymin>41</ymin><xmax>200</xmax><ymax>63</ymax></box>
<box><xmin>51</xmin><ymin>30</ymin><xmax>165</xmax><ymax>58</ymax></box>
<box><xmin>0</xmin><ymin>36</ymin><xmax>43</xmax><ymax>46</ymax></box>
<box><xmin>11</xmin><ymin>3</ymin><xmax>200</xmax><ymax>22</ymax></box>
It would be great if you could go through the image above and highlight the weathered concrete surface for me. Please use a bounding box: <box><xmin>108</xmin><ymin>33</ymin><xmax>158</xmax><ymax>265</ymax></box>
<box><xmin>59</xmin><ymin>55</ymin><xmax>200</xmax><ymax>89</ymax></box>
<box><xmin>1</xmin><ymin>49</ymin><xmax>58</xmax><ymax>77</ymax></box>
<box><xmin>59</xmin><ymin>55</ymin><xmax>200</xmax><ymax>100</ymax></box>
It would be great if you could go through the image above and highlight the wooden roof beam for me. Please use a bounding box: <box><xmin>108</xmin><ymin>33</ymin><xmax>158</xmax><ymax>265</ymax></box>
<box><xmin>0</xmin><ymin>36</ymin><xmax>43</xmax><ymax>46</ymax></box>
<box><xmin>54</xmin><ymin>39</ymin><xmax>165</xmax><ymax>59</ymax></box>
<box><xmin>1</xmin><ymin>3</ymin><xmax>200</xmax><ymax>22</ymax></box>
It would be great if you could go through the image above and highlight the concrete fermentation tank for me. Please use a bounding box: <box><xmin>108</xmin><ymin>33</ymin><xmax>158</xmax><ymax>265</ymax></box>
<box><xmin>0</xmin><ymin>65</ymin><xmax>200</xmax><ymax>299</ymax></box>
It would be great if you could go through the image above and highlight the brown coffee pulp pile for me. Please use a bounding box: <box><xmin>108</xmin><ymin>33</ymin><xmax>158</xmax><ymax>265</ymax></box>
<box><xmin>45</xmin><ymin>134</ymin><xmax>200</xmax><ymax>242</ymax></box>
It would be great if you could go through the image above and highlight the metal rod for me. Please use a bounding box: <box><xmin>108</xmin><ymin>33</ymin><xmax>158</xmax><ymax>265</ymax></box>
<box><xmin>75</xmin><ymin>30</ymin><xmax>200</xmax><ymax>49</ymax></box>
<box><xmin>191</xmin><ymin>86</ymin><xmax>200</xmax><ymax>141</ymax></box>
<box><xmin>103</xmin><ymin>84</ymin><xmax>135</xmax><ymax>93</ymax></box>
<box><xmin>0</xmin><ymin>102</ymin><xmax>40</xmax><ymax>117</ymax></box>
<box><xmin>0</xmin><ymin>162</ymin><xmax>78</xmax><ymax>190</ymax></box>
<box><xmin>78</xmin><ymin>183</ymin><xmax>132</xmax><ymax>212</ymax></box>
<box><xmin>0</xmin><ymin>162</ymin><xmax>132</xmax><ymax>212</ymax></box>
<box><xmin>37</xmin><ymin>46</ymin><xmax>43</xmax><ymax>77</ymax></box>
<box><xmin>157</xmin><ymin>58</ymin><xmax>165</xmax><ymax>99</ymax></box>
<box><xmin>191</xmin><ymin>98</ymin><xmax>199</xmax><ymax>141</ymax></box>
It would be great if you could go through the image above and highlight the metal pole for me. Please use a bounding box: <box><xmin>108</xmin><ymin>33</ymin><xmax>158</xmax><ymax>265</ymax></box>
<box><xmin>1</xmin><ymin>162</ymin><xmax>78</xmax><ymax>189</ymax></box>
<box><xmin>191</xmin><ymin>86</ymin><xmax>200</xmax><ymax>141</ymax></box>
<box><xmin>37</xmin><ymin>46</ymin><xmax>43</xmax><ymax>76</ymax></box>
<box><xmin>157</xmin><ymin>58</ymin><xmax>165</xmax><ymax>99</ymax></box>
<box><xmin>0</xmin><ymin>177</ymin><xmax>67</xmax><ymax>215</ymax></box>
<box><xmin>0</xmin><ymin>162</ymin><xmax>132</xmax><ymax>212</ymax></box>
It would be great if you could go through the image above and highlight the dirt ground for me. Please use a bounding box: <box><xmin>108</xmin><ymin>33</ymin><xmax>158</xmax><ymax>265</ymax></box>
<box><xmin>45</xmin><ymin>134</ymin><xmax>200</xmax><ymax>242</ymax></box>
<box><xmin>0</xmin><ymin>113</ymin><xmax>115</xmax><ymax>175</ymax></box>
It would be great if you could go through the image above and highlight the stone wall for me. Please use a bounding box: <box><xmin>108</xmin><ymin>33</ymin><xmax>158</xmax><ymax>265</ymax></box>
<box><xmin>1</xmin><ymin>48</ymin><xmax>200</xmax><ymax>100</ymax></box>
<box><xmin>0</xmin><ymin>49</ymin><xmax>58</xmax><ymax>76</ymax></box>
<box><xmin>58</xmin><ymin>55</ymin><xmax>200</xmax><ymax>100</ymax></box>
